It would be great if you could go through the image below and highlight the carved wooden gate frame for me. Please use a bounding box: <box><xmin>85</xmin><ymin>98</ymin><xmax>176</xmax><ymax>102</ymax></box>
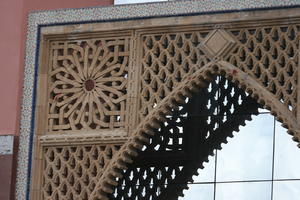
<box><xmin>16</xmin><ymin>2</ymin><xmax>300</xmax><ymax>200</ymax></box>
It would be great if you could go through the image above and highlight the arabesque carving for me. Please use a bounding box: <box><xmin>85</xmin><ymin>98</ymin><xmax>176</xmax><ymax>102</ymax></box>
<box><xmin>139</xmin><ymin>27</ymin><xmax>298</xmax><ymax>123</ymax></box>
<box><xmin>48</xmin><ymin>38</ymin><xmax>130</xmax><ymax>132</ymax></box>
<box><xmin>227</xmin><ymin>26</ymin><xmax>298</xmax><ymax>117</ymax></box>
<box><xmin>33</xmin><ymin>17</ymin><xmax>300</xmax><ymax>200</ymax></box>
<box><xmin>43</xmin><ymin>144</ymin><xmax>121</xmax><ymax>200</ymax></box>
<box><xmin>139</xmin><ymin>31</ymin><xmax>211</xmax><ymax>122</ymax></box>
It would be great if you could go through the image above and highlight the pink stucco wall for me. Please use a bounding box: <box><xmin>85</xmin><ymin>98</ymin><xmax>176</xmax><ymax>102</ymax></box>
<box><xmin>0</xmin><ymin>0</ymin><xmax>24</xmax><ymax>136</ymax></box>
<box><xmin>0</xmin><ymin>0</ymin><xmax>113</xmax><ymax>137</ymax></box>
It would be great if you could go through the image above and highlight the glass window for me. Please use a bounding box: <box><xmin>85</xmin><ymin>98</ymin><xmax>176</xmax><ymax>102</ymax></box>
<box><xmin>215</xmin><ymin>182</ymin><xmax>272</xmax><ymax>200</ymax></box>
<box><xmin>216</xmin><ymin>114</ymin><xmax>274</xmax><ymax>182</ymax></box>
<box><xmin>273</xmin><ymin>181</ymin><xmax>300</xmax><ymax>200</ymax></box>
<box><xmin>274</xmin><ymin>121</ymin><xmax>300</xmax><ymax>180</ymax></box>
<box><xmin>191</xmin><ymin>153</ymin><xmax>216</xmax><ymax>183</ymax></box>
<box><xmin>179</xmin><ymin>184</ymin><xmax>214</xmax><ymax>200</ymax></box>
<box><xmin>110</xmin><ymin>76</ymin><xmax>300</xmax><ymax>200</ymax></box>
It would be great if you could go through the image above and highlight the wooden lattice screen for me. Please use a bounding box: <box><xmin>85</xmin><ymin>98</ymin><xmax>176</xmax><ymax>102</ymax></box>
<box><xmin>31</xmin><ymin>10</ymin><xmax>300</xmax><ymax>200</ymax></box>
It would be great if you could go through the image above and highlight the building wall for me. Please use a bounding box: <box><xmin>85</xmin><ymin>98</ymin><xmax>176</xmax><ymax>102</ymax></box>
<box><xmin>0</xmin><ymin>0</ymin><xmax>113</xmax><ymax>137</ymax></box>
<box><xmin>0</xmin><ymin>1</ymin><xmax>113</xmax><ymax>199</ymax></box>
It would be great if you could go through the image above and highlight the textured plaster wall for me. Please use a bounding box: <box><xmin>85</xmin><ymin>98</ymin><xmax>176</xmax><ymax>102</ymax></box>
<box><xmin>0</xmin><ymin>0</ymin><xmax>113</xmax><ymax>137</ymax></box>
<box><xmin>0</xmin><ymin>0</ymin><xmax>24</xmax><ymax>136</ymax></box>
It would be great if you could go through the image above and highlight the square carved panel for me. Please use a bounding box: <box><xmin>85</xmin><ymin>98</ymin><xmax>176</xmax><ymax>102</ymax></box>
<box><xmin>47</xmin><ymin>37</ymin><xmax>131</xmax><ymax>133</ymax></box>
<box><xmin>200</xmin><ymin>29</ymin><xmax>236</xmax><ymax>59</ymax></box>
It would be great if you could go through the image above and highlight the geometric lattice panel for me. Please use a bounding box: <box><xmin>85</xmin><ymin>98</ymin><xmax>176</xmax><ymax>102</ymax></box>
<box><xmin>31</xmin><ymin>12</ymin><xmax>300</xmax><ymax>200</ymax></box>
<box><xmin>43</xmin><ymin>145</ymin><xmax>121</xmax><ymax>200</ymax></box>
<box><xmin>227</xmin><ymin>26</ymin><xmax>299</xmax><ymax>116</ymax></box>
<box><xmin>48</xmin><ymin>38</ymin><xmax>130</xmax><ymax>132</ymax></box>
<box><xmin>139</xmin><ymin>32</ymin><xmax>211</xmax><ymax>122</ymax></box>
<box><xmin>108</xmin><ymin>75</ymin><xmax>261</xmax><ymax>200</ymax></box>
<box><xmin>139</xmin><ymin>26</ymin><xmax>299</xmax><ymax>122</ymax></box>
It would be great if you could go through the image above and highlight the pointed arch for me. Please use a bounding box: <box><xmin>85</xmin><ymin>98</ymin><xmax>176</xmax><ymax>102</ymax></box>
<box><xmin>89</xmin><ymin>61</ymin><xmax>300</xmax><ymax>200</ymax></box>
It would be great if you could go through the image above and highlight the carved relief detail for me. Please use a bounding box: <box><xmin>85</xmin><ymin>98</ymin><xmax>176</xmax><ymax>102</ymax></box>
<box><xmin>200</xmin><ymin>29</ymin><xmax>236</xmax><ymax>59</ymax></box>
<box><xmin>48</xmin><ymin>38</ymin><xmax>130</xmax><ymax>133</ymax></box>
<box><xmin>36</xmin><ymin>21</ymin><xmax>300</xmax><ymax>200</ymax></box>
<box><xmin>139</xmin><ymin>32</ymin><xmax>211</xmax><ymax>122</ymax></box>
<box><xmin>139</xmin><ymin>26</ymin><xmax>299</xmax><ymax>123</ymax></box>
<box><xmin>92</xmin><ymin>61</ymin><xmax>300</xmax><ymax>200</ymax></box>
<box><xmin>42</xmin><ymin>144</ymin><xmax>121</xmax><ymax>200</ymax></box>
<box><xmin>227</xmin><ymin>26</ymin><xmax>299</xmax><ymax>117</ymax></box>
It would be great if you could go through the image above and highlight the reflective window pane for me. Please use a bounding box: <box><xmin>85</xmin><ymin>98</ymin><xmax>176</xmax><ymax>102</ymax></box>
<box><xmin>216</xmin><ymin>182</ymin><xmax>272</xmax><ymax>200</ymax></box>
<box><xmin>191</xmin><ymin>153</ymin><xmax>216</xmax><ymax>183</ymax></box>
<box><xmin>274</xmin><ymin>121</ymin><xmax>300</xmax><ymax>179</ymax></box>
<box><xmin>178</xmin><ymin>184</ymin><xmax>214</xmax><ymax>200</ymax></box>
<box><xmin>216</xmin><ymin>114</ymin><xmax>274</xmax><ymax>181</ymax></box>
<box><xmin>273</xmin><ymin>181</ymin><xmax>300</xmax><ymax>200</ymax></box>
<box><xmin>258</xmin><ymin>108</ymin><xmax>270</xmax><ymax>113</ymax></box>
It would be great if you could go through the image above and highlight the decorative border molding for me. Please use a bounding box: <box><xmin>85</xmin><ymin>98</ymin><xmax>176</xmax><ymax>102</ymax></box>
<box><xmin>17</xmin><ymin>1</ymin><xmax>300</xmax><ymax>199</ymax></box>
<box><xmin>39</xmin><ymin>130</ymin><xmax>127</xmax><ymax>146</ymax></box>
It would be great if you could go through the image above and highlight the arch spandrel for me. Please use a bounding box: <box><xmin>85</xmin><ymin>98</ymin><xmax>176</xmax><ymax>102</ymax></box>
<box><xmin>90</xmin><ymin>60</ymin><xmax>300</xmax><ymax>200</ymax></box>
<box><xmin>138</xmin><ymin>27</ymin><xmax>299</xmax><ymax>123</ymax></box>
<box><xmin>32</xmin><ymin>15</ymin><xmax>300</xmax><ymax>200</ymax></box>
<box><xmin>106</xmin><ymin>74</ymin><xmax>262</xmax><ymax>200</ymax></box>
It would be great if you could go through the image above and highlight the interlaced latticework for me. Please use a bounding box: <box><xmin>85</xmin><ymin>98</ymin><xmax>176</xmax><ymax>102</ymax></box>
<box><xmin>227</xmin><ymin>26</ymin><xmax>299</xmax><ymax>116</ymax></box>
<box><xmin>108</xmin><ymin>76</ymin><xmax>261</xmax><ymax>200</ymax></box>
<box><xmin>139</xmin><ymin>32</ymin><xmax>210</xmax><ymax>122</ymax></box>
<box><xmin>35</xmin><ymin>20</ymin><xmax>300</xmax><ymax>200</ymax></box>
<box><xmin>139</xmin><ymin>26</ymin><xmax>299</xmax><ymax>121</ymax></box>
<box><xmin>48</xmin><ymin>37</ymin><xmax>130</xmax><ymax>132</ymax></box>
<box><xmin>43</xmin><ymin>145</ymin><xmax>121</xmax><ymax>200</ymax></box>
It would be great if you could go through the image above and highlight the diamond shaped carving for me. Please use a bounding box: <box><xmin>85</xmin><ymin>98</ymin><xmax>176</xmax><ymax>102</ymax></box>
<box><xmin>201</xmin><ymin>29</ymin><xmax>236</xmax><ymax>59</ymax></box>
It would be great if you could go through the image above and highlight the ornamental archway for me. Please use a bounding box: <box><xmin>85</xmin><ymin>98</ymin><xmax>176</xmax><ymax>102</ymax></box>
<box><xmin>89</xmin><ymin>61</ymin><xmax>299</xmax><ymax>200</ymax></box>
<box><xmin>104</xmin><ymin>73</ymin><xmax>272</xmax><ymax>200</ymax></box>
<box><xmin>21</xmin><ymin>4</ymin><xmax>300</xmax><ymax>200</ymax></box>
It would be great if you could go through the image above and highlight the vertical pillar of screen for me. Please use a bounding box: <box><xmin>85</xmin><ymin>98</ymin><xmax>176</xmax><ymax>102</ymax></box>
<box><xmin>30</xmin><ymin>36</ymin><xmax>50</xmax><ymax>200</ymax></box>
<box><xmin>127</xmin><ymin>30</ymin><xmax>141</xmax><ymax>135</ymax></box>
<box><xmin>125</xmin><ymin>31</ymin><xmax>135</xmax><ymax>134</ymax></box>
